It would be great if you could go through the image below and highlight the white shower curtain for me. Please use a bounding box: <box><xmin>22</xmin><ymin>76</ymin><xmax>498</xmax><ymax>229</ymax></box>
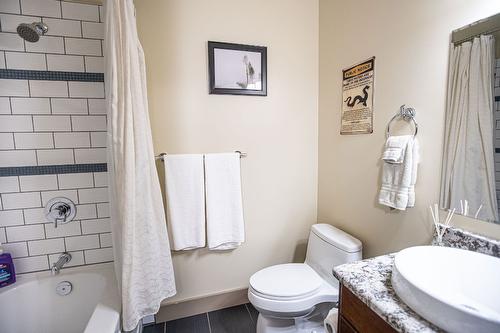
<box><xmin>104</xmin><ymin>0</ymin><xmax>176</xmax><ymax>331</ymax></box>
<box><xmin>440</xmin><ymin>35</ymin><xmax>498</xmax><ymax>222</ymax></box>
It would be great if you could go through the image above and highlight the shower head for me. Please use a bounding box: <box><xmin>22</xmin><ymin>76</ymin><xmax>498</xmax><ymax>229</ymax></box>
<box><xmin>17</xmin><ymin>22</ymin><xmax>48</xmax><ymax>43</ymax></box>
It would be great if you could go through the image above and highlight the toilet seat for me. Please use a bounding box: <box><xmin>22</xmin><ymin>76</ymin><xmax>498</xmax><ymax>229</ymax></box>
<box><xmin>248</xmin><ymin>263</ymin><xmax>339</xmax><ymax>315</ymax></box>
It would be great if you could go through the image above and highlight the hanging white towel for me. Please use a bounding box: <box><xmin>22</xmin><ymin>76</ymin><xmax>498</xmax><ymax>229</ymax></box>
<box><xmin>164</xmin><ymin>154</ymin><xmax>206</xmax><ymax>250</ymax></box>
<box><xmin>204</xmin><ymin>153</ymin><xmax>245</xmax><ymax>250</ymax></box>
<box><xmin>378</xmin><ymin>135</ymin><xmax>419</xmax><ymax>210</ymax></box>
<box><xmin>381</xmin><ymin>135</ymin><xmax>409</xmax><ymax>163</ymax></box>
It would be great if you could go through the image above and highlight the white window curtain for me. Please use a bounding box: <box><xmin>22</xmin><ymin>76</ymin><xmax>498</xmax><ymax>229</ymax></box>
<box><xmin>104</xmin><ymin>0</ymin><xmax>176</xmax><ymax>331</ymax></box>
<box><xmin>440</xmin><ymin>35</ymin><xmax>498</xmax><ymax>223</ymax></box>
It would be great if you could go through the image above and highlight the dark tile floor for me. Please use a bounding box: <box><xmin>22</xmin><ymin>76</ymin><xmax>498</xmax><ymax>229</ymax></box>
<box><xmin>144</xmin><ymin>303</ymin><xmax>258</xmax><ymax>333</ymax></box>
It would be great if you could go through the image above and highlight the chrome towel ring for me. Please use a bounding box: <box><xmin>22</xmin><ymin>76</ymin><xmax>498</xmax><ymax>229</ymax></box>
<box><xmin>386</xmin><ymin>105</ymin><xmax>418</xmax><ymax>138</ymax></box>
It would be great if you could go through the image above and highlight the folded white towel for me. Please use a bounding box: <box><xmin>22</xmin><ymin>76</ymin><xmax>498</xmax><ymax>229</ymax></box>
<box><xmin>378</xmin><ymin>136</ymin><xmax>419</xmax><ymax>210</ymax></box>
<box><xmin>204</xmin><ymin>153</ymin><xmax>245</xmax><ymax>250</ymax></box>
<box><xmin>381</xmin><ymin>135</ymin><xmax>411</xmax><ymax>163</ymax></box>
<box><xmin>164</xmin><ymin>154</ymin><xmax>206</xmax><ymax>250</ymax></box>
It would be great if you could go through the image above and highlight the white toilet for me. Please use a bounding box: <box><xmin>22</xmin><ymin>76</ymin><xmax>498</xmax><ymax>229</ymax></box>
<box><xmin>248</xmin><ymin>224</ymin><xmax>362</xmax><ymax>333</ymax></box>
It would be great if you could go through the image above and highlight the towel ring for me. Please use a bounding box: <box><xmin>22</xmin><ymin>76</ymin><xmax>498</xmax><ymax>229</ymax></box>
<box><xmin>386</xmin><ymin>105</ymin><xmax>418</xmax><ymax>138</ymax></box>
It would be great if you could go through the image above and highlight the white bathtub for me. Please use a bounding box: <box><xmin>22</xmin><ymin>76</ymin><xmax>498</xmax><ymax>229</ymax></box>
<box><xmin>0</xmin><ymin>262</ymin><xmax>121</xmax><ymax>333</ymax></box>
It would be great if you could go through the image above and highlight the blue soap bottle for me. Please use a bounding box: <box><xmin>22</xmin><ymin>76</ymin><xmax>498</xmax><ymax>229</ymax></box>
<box><xmin>0</xmin><ymin>243</ymin><xmax>16</xmax><ymax>288</ymax></box>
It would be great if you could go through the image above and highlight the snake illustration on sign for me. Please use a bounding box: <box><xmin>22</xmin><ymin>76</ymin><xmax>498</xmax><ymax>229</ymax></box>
<box><xmin>341</xmin><ymin>58</ymin><xmax>375</xmax><ymax>135</ymax></box>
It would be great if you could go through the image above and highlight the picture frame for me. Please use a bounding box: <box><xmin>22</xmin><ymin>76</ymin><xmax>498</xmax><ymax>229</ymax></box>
<box><xmin>208</xmin><ymin>41</ymin><xmax>267</xmax><ymax>96</ymax></box>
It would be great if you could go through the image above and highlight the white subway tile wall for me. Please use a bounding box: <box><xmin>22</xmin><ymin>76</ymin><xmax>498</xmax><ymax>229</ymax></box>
<box><xmin>0</xmin><ymin>1</ymin><xmax>111</xmax><ymax>274</ymax></box>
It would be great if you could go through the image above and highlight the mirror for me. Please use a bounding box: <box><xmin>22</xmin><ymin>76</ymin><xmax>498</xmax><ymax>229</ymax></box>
<box><xmin>439</xmin><ymin>13</ymin><xmax>500</xmax><ymax>224</ymax></box>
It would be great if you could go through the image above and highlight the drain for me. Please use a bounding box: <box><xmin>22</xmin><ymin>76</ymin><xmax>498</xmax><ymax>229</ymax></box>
<box><xmin>56</xmin><ymin>281</ymin><xmax>73</xmax><ymax>296</ymax></box>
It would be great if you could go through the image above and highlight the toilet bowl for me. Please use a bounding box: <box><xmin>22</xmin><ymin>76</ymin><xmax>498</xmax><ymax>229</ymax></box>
<box><xmin>248</xmin><ymin>224</ymin><xmax>362</xmax><ymax>333</ymax></box>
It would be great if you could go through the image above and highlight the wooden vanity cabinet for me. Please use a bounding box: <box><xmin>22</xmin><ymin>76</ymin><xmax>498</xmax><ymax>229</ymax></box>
<box><xmin>338</xmin><ymin>285</ymin><xmax>397</xmax><ymax>333</ymax></box>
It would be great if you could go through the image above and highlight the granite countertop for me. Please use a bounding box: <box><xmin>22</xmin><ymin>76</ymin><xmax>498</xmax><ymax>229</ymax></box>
<box><xmin>333</xmin><ymin>254</ymin><xmax>443</xmax><ymax>333</ymax></box>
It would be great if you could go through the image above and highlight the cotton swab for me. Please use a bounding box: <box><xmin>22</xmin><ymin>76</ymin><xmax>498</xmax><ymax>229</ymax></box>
<box><xmin>444</xmin><ymin>208</ymin><xmax>455</xmax><ymax>226</ymax></box>
<box><xmin>474</xmin><ymin>204</ymin><xmax>483</xmax><ymax>219</ymax></box>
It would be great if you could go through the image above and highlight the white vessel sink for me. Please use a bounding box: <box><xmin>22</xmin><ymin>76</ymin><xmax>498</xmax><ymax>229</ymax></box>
<box><xmin>392</xmin><ymin>246</ymin><xmax>500</xmax><ymax>333</ymax></box>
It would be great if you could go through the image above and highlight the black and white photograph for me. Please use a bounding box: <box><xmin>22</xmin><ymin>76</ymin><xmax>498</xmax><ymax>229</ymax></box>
<box><xmin>208</xmin><ymin>41</ymin><xmax>267</xmax><ymax>96</ymax></box>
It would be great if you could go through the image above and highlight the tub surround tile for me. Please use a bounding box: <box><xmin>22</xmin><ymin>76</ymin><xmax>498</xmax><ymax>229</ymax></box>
<box><xmin>0</xmin><ymin>210</ymin><xmax>24</xmax><ymax>227</ymax></box>
<box><xmin>11</xmin><ymin>98</ymin><xmax>51</xmax><ymax>114</ymax></box>
<box><xmin>23</xmin><ymin>207</ymin><xmax>45</xmax><ymax>224</ymax></box>
<box><xmin>36</xmin><ymin>149</ymin><xmax>75</xmax><ymax>165</ymax></box>
<box><xmin>5</xmin><ymin>52</ymin><xmax>46</xmax><ymax>70</ymax></box>
<box><xmin>41</xmin><ymin>189</ymin><xmax>78</xmax><ymax>206</ymax></box>
<box><xmin>13</xmin><ymin>255</ymin><xmax>49</xmax><ymax>273</ymax></box>
<box><xmin>20</xmin><ymin>0</ymin><xmax>61</xmax><ymax>18</ymax></box>
<box><xmin>81</xmin><ymin>218</ymin><xmax>111</xmax><ymax>234</ymax></box>
<box><xmin>25</xmin><ymin>36</ymin><xmax>64</xmax><ymax>54</ymax></box>
<box><xmin>19</xmin><ymin>174</ymin><xmax>58</xmax><ymax>191</ymax></box>
<box><xmin>2</xmin><ymin>241</ymin><xmax>28</xmax><ymax>258</ymax></box>
<box><xmin>0</xmin><ymin>150</ymin><xmax>37</xmax><ymax>167</ymax></box>
<box><xmin>6</xmin><ymin>224</ymin><xmax>45</xmax><ymax>242</ymax></box>
<box><xmin>45</xmin><ymin>221</ymin><xmax>82</xmax><ymax>238</ymax></box>
<box><xmin>99</xmin><ymin>233</ymin><xmax>112</xmax><ymax>247</ymax></box>
<box><xmin>0</xmin><ymin>0</ymin><xmax>110</xmax><ymax>275</ymax></box>
<box><xmin>51</xmin><ymin>98</ymin><xmax>88</xmax><ymax>115</ymax></box>
<box><xmin>84</xmin><ymin>246</ymin><xmax>113</xmax><ymax>264</ymax></box>
<box><xmin>2</xmin><ymin>191</ymin><xmax>41</xmax><ymax>209</ymax></box>
<box><xmin>0</xmin><ymin>133</ymin><xmax>14</xmax><ymax>149</ymax></box>
<box><xmin>0</xmin><ymin>79</ymin><xmax>29</xmax><ymax>96</ymax></box>
<box><xmin>0</xmin><ymin>97</ymin><xmax>11</xmax><ymax>113</ymax></box>
<box><xmin>46</xmin><ymin>55</ymin><xmax>85</xmax><ymax>72</ymax></box>
<box><xmin>61</xmin><ymin>2</ymin><xmax>99</xmax><ymax>22</ymax></box>
<box><xmin>28</xmin><ymin>237</ymin><xmax>65</xmax><ymax>255</ymax></box>
<box><xmin>42</xmin><ymin>18</ymin><xmax>82</xmax><ymax>37</ymax></box>
<box><xmin>0</xmin><ymin>115</ymin><xmax>33</xmax><ymax>131</ymax></box>
<box><xmin>65</xmin><ymin>234</ymin><xmax>99</xmax><ymax>251</ymax></box>
<box><xmin>96</xmin><ymin>203</ymin><xmax>110</xmax><ymax>218</ymax></box>
<box><xmin>0</xmin><ymin>32</ymin><xmax>25</xmax><ymax>51</ymax></box>
<box><xmin>0</xmin><ymin>176</ymin><xmax>19</xmax><ymax>193</ymax></box>
<box><xmin>14</xmin><ymin>133</ymin><xmax>55</xmax><ymax>149</ymax></box>
<box><xmin>0</xmin><ymin>0</ymin><xmax>20</xmax><ymax>14</ymax></box>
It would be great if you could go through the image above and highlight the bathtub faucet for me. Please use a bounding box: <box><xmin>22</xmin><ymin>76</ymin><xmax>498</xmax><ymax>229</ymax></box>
<box><xmin>51</xmin><ymin>252</ymin><xmax>72</xmax><ymax>275</ymax></box>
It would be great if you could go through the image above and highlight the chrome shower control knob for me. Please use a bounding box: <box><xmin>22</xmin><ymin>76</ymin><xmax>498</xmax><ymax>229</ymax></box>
<box><xmin>45</xmin><ymin>197</ymin><xmax>77</xmax><ymax>228</ymax></box>
<box><xmin>56</xmin><ymin>281</ymin><xmax>72</xmax><ymax>296</ymax></box>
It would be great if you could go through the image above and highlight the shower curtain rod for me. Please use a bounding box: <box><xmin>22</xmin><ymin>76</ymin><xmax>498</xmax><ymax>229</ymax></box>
<box><xmin>453</xmin><ymin>27</ymin><xmax>500</xmax><ymax>45</ymax></box>
<box><xmin>155</xmin><ymin>151</ymin><xmax>247</xmax><ymax>160</ymax></box>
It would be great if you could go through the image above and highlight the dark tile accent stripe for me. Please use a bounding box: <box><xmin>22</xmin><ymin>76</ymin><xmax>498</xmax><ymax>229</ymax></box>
<box><xmin>0</xmin><ymin>163</ymin><xmax>107</xmax><ymax>177</ymax></box>
<box><xmin>0</xmin><ymin>69</ymin><xmax>104</xmax><ymax>82</ymax></box>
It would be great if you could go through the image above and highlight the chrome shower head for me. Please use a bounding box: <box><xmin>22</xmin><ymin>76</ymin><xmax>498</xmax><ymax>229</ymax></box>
<box><xmin>17</xmin><ymin>22</ymin><xmax>48</xmax><ymax>43</ymax></box>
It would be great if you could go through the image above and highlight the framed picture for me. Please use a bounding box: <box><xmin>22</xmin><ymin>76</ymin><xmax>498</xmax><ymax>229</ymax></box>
<box><xmin>208</xmin><ymin>41</ymin><xmax>267</xmax><ymax>96</ymax></box>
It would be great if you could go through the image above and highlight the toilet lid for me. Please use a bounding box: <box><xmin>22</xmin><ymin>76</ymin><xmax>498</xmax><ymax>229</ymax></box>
<box><xmin>249</xmin><ymin>264</ymin><xmax>323</xmax><ymax>299</ymax></box>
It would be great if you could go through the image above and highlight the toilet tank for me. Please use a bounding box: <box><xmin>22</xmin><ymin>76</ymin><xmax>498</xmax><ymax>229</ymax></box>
<box><xmin>305</xmin><ymin>224</ymin><xmax>362</xmax><ymax>285</ymax></box>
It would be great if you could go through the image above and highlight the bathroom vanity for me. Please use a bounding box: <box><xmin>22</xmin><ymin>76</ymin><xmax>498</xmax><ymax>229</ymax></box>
<box><xmin>338</xmin><ymin>284</ymin><xmax>397</xmax><ymax>333</ymax></box>
<box><xmin>334</xmin><ymin>225</ymin><xmax>500</xmax><ymax>333</ymax></box>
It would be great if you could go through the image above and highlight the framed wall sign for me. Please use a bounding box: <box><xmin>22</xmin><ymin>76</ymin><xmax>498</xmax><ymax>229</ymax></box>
<box><xmin>341</xmin><ymin>57</ymin><xmax>375</xmax><ymax>135</ymax></box>
<box><xmin>208</xmin><ymin>41</ymin><xmax>267</xmax><ymax>96</ymax></box>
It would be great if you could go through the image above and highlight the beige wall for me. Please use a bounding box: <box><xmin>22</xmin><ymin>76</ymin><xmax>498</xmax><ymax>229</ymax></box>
<box><xmin>135</xmin><ymin>0</ymin><xmax>319</xmax><ymax>303</ymax></box>
<box><xmin>319</xmin><ymin>0</ymin><xmax>500</xmax><ymax>259</ymax></box>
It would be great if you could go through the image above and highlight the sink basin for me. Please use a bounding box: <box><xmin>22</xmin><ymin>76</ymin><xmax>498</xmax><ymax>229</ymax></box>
<box><xmin>392</xmin><ymin>246</ymin><xmax>500</xmax><ymax>333</ymax></box>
